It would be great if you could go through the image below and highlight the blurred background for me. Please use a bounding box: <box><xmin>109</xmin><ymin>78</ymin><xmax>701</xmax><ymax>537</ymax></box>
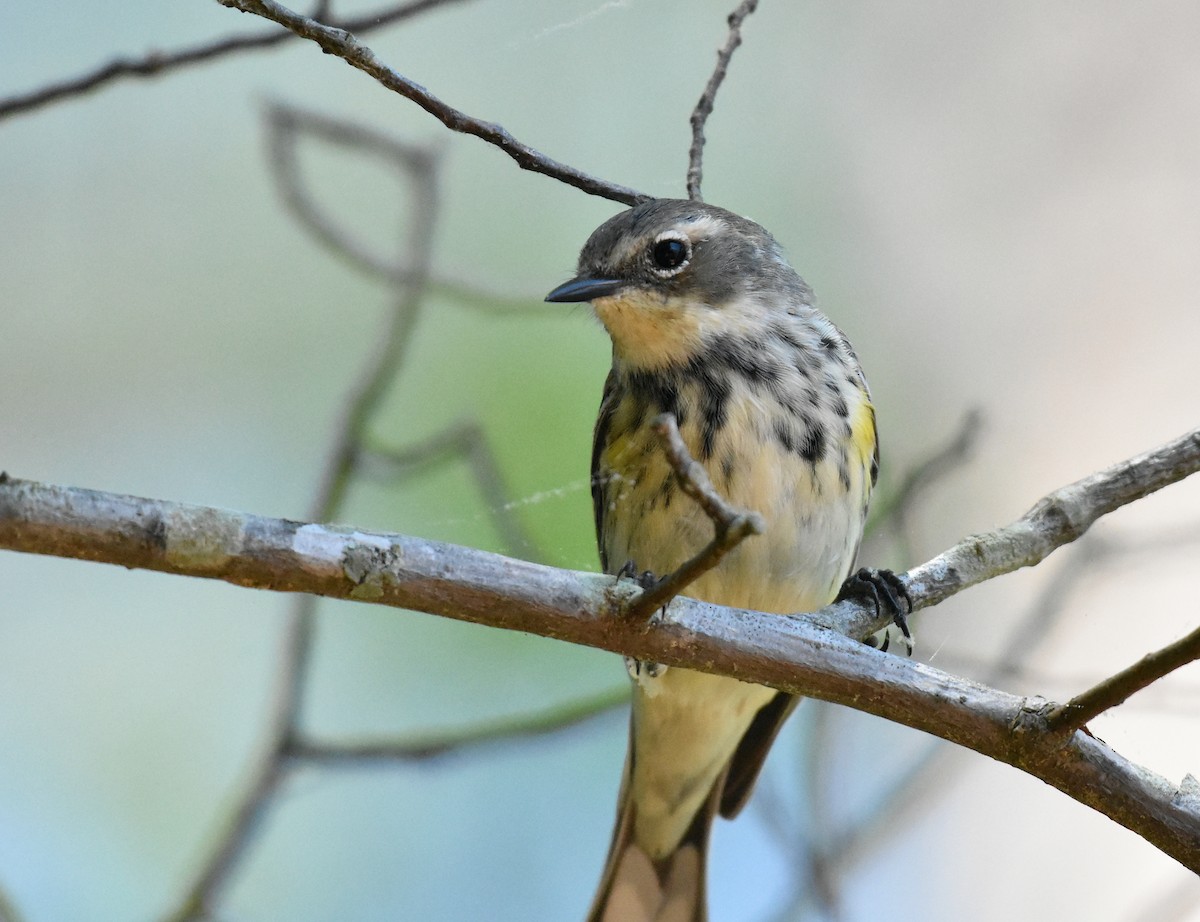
<box><xmin>3</xmin><ymin>1</ymin><xmax>1200</xmax><ymax>919</ymax></box>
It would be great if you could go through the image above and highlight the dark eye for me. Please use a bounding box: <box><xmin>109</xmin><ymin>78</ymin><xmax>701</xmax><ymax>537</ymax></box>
<box><xmin>651</xmin><ymin>236</ymin><xmax>690</xmax><ymax>272</ymax></box>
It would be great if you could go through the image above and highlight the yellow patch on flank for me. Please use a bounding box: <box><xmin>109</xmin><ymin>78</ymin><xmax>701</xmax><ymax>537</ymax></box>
<box><xmin>849</xmin><ymin>396</ymin><xmax>878</xmax><ymax>492</ymax></box>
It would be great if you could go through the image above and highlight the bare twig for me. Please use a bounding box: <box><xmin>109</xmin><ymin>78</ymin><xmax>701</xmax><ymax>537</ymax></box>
<box><xmin>686</xmin><ymin>0</ymin><xmax>760</xmax><ymax>201</ymax></box>
<box><xmin>622</xmin><ymin>413</ymin><xmax>765</xmax><ymax>620</ymax></box>
<box><xmin>264</xmin><ymin>103</ymin><xmax>559</xmax><ymax>313</ymax></box>
<box><xmin>287</xmin><ymin>685</ymin><xmax>627</xmax><ymax>764</ymax></box>
<box><xmin>216</xmin><ymin>0</ymin><xmax>649</xmax><ymax>205</ymax></box>
<box><xmin>0</xmin><ymin>0</ymin><xmax>472</xmax><ymax>121</ymax></box>
<box><xmin>264</xmin><ymin>102</ymin><xmax>441</xmax><ymax>284</ymax></box>
<box><xmin>804</xmin><ymin>524</ymin><xmax>1200</xmax><ymax>897</ymax></box>
<box><xmin>1046</xmin><ymin>623</ymin><xmax>1200</xmax><ymax>734</ymax></box>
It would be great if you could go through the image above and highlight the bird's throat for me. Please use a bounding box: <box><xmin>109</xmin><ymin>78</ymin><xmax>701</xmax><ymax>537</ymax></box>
<box><xmin>594</xmin><ymin>293</ymin><xmax>708</xmax><ymax>371</ymax></box>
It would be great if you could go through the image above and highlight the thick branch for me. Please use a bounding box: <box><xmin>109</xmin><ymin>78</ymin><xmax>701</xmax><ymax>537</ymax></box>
<box><xmin>215</xmin><ymin>0</ymin><xmax>648</xmax><ymax>206</ymax></box>
<box><xmin>3</xmin><ymin>426</ymin><xmax>1200</xmax><ymax>869</ymax></box>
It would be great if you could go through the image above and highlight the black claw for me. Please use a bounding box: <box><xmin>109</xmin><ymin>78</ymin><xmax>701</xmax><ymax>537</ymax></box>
<box><xmin>837</xmin><ymin>567</ymin><xmax>914</xmax><ymax>647</ymax></box>
<box><xmin>616</xmin><ymin>560</ymin><xmax>661</xmax><ymax>592</ymax></box>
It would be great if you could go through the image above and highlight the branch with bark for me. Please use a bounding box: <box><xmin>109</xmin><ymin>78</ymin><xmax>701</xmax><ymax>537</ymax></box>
<box><xmin>3</xmin><ymin>425</ymin><xmax>1199</xmax><ymax>869</ymax></box>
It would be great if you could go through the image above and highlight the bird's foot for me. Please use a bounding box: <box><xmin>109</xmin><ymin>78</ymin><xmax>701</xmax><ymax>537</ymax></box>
<box><xmin>616</xmin><ymin>561</ymin><xmax>668</xmax><ymax>681</ymax></box>
<box><xmin>616</xmin><ymin>559</ymin><xmax>661</xmax><ymax>593</ymax></box>
<box><xmin>837</xmin><ymin>567</ymin><xmax>914</xmax><ymax>655</ymax></box>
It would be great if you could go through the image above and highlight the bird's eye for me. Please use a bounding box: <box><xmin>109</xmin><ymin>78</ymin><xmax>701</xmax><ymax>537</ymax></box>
<box><xmin>650</xmin><ymin>236</ymin><xmax>691</xmax><ymax>273</ymax></box>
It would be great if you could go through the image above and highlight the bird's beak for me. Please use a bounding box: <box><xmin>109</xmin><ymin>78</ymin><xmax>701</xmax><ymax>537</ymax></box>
<box><xmin>544</xmin><ymin>276</ymin><xmax>625</xmax><ymax>303</ymax></box>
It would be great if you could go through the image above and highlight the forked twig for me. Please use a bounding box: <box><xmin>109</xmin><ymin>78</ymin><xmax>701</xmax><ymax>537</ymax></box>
<box><xmin>623</xmin><ymin>413</ymin><xmax>765</xmax><ymax>620</ymax></box>
<box><xmin>686</xmin><ymin>0</ymin><xmax>760</xmax><ymax>201</ymax></box>
<box><xmin>264</xmin><ymin>103</ymin><xmax>560</xmax><ymax>313</ymax></box>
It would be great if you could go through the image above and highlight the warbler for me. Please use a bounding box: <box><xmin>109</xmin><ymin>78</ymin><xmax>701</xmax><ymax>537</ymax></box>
<box><xmin>546</xmin><ymin>199</ymin><xmax>902</xmax><ymax>922</ymax></box>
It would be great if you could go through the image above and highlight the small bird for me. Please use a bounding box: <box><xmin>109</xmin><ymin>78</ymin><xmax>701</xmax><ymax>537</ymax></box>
<box><xmin>546</xmin><ymin>199</ymin><xmax>903</xmax><ymax>922</ymax></box>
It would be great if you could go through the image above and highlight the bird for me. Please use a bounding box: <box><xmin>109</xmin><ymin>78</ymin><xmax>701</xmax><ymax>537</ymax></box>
<box><xmin>545</xmin><ymin>198</ymin><xmax>906</xmax><ymax>922</ymax></box>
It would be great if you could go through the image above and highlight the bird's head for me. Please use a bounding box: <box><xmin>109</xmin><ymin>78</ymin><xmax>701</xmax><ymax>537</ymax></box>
<box><xmin>546</xmin><ymin>199</ymin><xmax>811</xmax><ymax>371</ymax></box>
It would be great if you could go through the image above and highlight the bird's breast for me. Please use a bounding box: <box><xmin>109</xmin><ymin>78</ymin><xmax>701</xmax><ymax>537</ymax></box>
<box><xmin>597</xmin><ymin>368</ymin><xmax>873</xmax><ymax>615</ymax></box>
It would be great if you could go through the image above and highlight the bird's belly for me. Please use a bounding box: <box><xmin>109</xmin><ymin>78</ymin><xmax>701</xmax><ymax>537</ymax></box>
<box><xmin>603</xmin><ymin>430</ymin><xmax>865</xmax><ymax>615</ymax></box>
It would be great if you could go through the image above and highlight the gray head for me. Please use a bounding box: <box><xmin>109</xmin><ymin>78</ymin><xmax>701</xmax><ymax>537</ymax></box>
<box><xmin>546</xmin><ymin>199</ymin><xmax>813</xmax><ymax>370</ymax></box>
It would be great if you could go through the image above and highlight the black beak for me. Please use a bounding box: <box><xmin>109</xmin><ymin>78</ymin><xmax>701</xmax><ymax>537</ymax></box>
<box><xmin>544</xmin><ymin>276</ymin><xmax>625</xmax><ymax>303</ymax></box>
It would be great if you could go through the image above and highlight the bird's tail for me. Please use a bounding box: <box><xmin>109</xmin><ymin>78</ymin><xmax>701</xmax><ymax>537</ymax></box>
<box><xmin>585</xmin><ymin>767</ymin><xmax>723</xmax><ymax>922</ymax></box>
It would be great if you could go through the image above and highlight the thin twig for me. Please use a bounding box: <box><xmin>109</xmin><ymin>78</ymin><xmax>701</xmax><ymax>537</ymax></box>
<box><xmin>622</xmin><ymin>413</ymin><xmax>765</xmax><ymax>620</ymax></box>
<box><xmin>686</xmin><ymin>0</ymin><xmax>760</xmax><ymax>201</ymax></box>
<box><xmin>1046</xmin><ymin>623</ymin><xmax>1200</xmax><ymax>733</ymax></box>
<box><xmin>287</xmin><ymin>685</ymin><xmax>627</xmax><ymax>764</ymax></box>
<box><xmin>264</xmin><ymin>102</ymin><xmax>440</xmax><ymax>283</ymax></box>
<box><xmin>0</xmin><ymin>0</ymin><xmax>473</xmax><ymax>121</ymax></box>
<box><xmin>217</xmin><ymin>0</ymin><xmax>649</xmax><ymax>206</ymax></box>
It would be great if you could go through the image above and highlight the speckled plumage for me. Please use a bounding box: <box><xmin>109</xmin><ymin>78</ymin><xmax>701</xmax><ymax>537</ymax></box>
<box><xmin>548</xmin><ymin>199</ymin><xmax>879</xmax><ymax>922</ymax></box>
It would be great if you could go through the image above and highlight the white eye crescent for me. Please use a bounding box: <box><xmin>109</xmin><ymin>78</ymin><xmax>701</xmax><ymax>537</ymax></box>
<box><xmin>650</xmin><ymin>233</ymin><xmax>691</xmax><ymax>275</ymax></box>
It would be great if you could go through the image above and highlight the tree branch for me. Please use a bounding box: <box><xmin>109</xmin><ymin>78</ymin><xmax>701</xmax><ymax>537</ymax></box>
<box><xmin>834</xmin><ymin>427</ymin><xmax>1200</xmax><ymax>639</ymax></box>
<box><xmin>3</xmin><ymin>426</ymin><xmax>1200</xmax><ymax>869</ymax></box>
<box><xmin>1046</xmin><ymin>623</ymin><xmax>1200</xmax><ymax>734</ymax></box>
<box><xmin>215</xmin><ymin>0</ymin><xmax>649</xmax><ymax>206</ymax></box>
<box><xmin>0</xmin><ymin>0</ymin><xmax>473</xmax><ymax>121</ymax></box>
<box><xmin>686</xmin><ymin>0</ymin><xmax>759</xmax><ymax>201</ymax></box>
